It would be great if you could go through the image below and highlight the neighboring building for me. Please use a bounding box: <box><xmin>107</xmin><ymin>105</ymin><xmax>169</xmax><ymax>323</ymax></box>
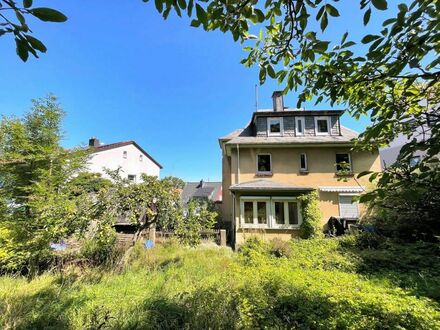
<box><xmin>86</xmin><ymin>137</ymin><xmax>162</xmax><ymax>182</ymax></box>
<box><xmin>181</xmin><ymin>180</ymin><xmax>222</xmax><ymax>205</ymax></box>
<box><xmin>219</xmin><ymin>92</ymin><xmax>381</xmax><ymax>247</ymax></box>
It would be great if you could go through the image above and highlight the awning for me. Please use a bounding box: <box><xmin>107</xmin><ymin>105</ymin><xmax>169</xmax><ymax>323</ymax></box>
<box><xmin>230</xmin><ymin>180</ymin><xmax>314</xmax><ymax>192</ymax></box>
<box><xmin>319</xmin><ymin>186</ymin><xmax>365</xmax><ymax>193</ymax></box>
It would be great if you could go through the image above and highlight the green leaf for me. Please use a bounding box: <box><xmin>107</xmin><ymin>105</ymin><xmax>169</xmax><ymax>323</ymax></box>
<box><xmin>15</xmin><ymin>38</ymin><xmax>29</xmax><ymax>62</ymax></box>
<box><xmin>267</xmin><ymin>65</ymin><xmax>276</xmax><ymax>78</ymax></box>
<box><xmin>371</xmin><ymin>0</ymin><xmax>387</xmax><ymax>10</ymax></box>
<box><xmin>30</xmin><ymin>8</ymin><xmax>67</xmax><ymax>22</ymax></box>
<box><xmin>325</xmin><ymin>4</ymin><xmax>339</xmax><ymax>17</ymax></box>
<box><xmin>314</xmin><ymin>41</ymin><xmax>329</xmax><ymax>52</ymax></box>
<box><xmin>16</xmin><ymin>11</ymin><xmax>26</xmax><ymax>25</ymax></box>
<box><xmin>320</xmin><ymin>12</ymin><xmax>328</xmax><ymax>31</ymax></box>
<box><xmin>255</xmin><ymin>9</ymin><xmax>265</xmax><ymax>22</ymax></box>
<box><xmin>23</xmin><ymin>0</ymin><xmax>32</xmax><ymax>8</ymax></box>
<box><xmin>259</xmin><ymin>66</ymin><xmax>266</xmax><ymax>84</ymax></box>
<box><xmin>195</xmin><ymin>4</ymin><xmax>207</xmax><ymax>25</ymax></box>
<box><xmin>357</xmin><ymin>171</ymin><xmax>373</xmax><ymax>178</ymax></box>
<box><xmin>25</xmin><ymin>35</ymin><xmax>47</xmax><ymax>52</ymax></box>
<box><xmin>363</xmin><ymin>8</ymin><xmax>371</xmax><ymax>25</ymax></box>
<box><xmin>155</xmin><ymin>0</ymin><xmax>163</xmax><ymax>13</ymax></box>
<box><xmin>177</xmin><ymin>0</ymin><xmax>186</xmax><ymax>10</ymax></box>
<box><xmin>361</xmin><ymin>34</ymin><xmax>380</xmax><ymax>44</ymax></box>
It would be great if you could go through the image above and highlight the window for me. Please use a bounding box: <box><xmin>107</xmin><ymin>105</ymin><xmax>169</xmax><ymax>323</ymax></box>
<box><xmin>315</xmin><ymin>116</ymin><xmax>330</xmax><ymax>135</ymax></box>
<box><xmin>139</xmin><ymin>154</ymin><xmax>143</xmax><ymax>162</ymax></box>
<box><xmin>127</xmin><ymin>174</ymin><xmax>136</xmax><ymax>182</ymax></box>
<box><xmin>240</xmin><ymin>197</ymin><xmax>301</xmax><ymax>229</ymax></box>
<box><xmin>123</xmin><ymin>151</ymin><xmax>128</xmax><ymax>159</ymax></box>
<box><xmin>296</xmin><ymin>117</ymin><xmax>305</xmax><ymax>135</ymax></box>
<box><xmin>257</xmin><ymin>154</ymin><xmax>272</xmax><ymax>174</ymax></box>
<box><xmin>410</xmin><ymin>155</ymin><xmax>421</xmax><ymax>167</ymax></box>
<box><xmin>267</xmin><ymin>117</ymin><xmax>283</xmax><ymax>136</ymax></box>
<box><xmin>335</xmin><ymin>153</ymin><xmax>352</xmax><ymax>172</ymax></box>
<box><xmin>240</xmin><ymin>198</ymin><xmax>270</xmax><ymax>228</ymax></box>
<box><xmin>299</xmin><ymin>153</ymin><xmax>308</xmax><ymax>172</ymax></box>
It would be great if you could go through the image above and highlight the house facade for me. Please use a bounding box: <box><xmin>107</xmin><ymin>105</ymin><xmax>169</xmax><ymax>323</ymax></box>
<box><xmin>86</xmin><ymin>137</ymin><xmax>162</xmax><ymax>182</ymax></box>
<box><xmin>219</xmin><ymin>92</ymin><xmax>381</xmax><ymax>247</ymax></box>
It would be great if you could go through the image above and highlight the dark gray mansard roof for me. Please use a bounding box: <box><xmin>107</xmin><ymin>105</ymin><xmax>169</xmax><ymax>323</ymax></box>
<box><xmin>219</xmin><ymin>109</ymin><xmax>359</xmax><ymax>146</ymax></box>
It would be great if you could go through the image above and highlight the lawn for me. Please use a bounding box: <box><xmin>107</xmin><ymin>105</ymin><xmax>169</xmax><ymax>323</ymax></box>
<box><xmin>0</xmin><ymin>236</ymin><xmax>439</xmax><ymax>329</ymax></box>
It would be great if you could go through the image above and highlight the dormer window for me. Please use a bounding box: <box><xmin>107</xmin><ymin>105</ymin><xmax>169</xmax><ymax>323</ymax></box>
<box><xmin>315</xmin><ymin>116</ymin><xmax>330</xmax><ymax>135</ymax></box>
<box><xmin>123</xmin><ymin>151</ymin><xmax>128</xmax><ymax>159</ymax></box>
<box><xmin>296</xmin><ymin>117</ymin><xmax>305</xmax><ymax>136</ymax></box>
<box><xmin>267</xmin><ymin>117</ymin><xmax>283</xmax><ymax>136</ymax></box>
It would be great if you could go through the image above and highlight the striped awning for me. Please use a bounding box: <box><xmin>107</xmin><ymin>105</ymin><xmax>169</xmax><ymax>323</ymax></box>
<box><xmin>319</xmin><ymin>186</ymin><xmax>365</xmax><ymax>193</ymax></box>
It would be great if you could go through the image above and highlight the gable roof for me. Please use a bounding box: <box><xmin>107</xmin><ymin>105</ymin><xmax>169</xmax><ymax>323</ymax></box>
<box><xmin>91</xmin><ymin>141</ymin><xmax>162</xmax><ymax>169</ymax></box>
<box><xmin>181</xmin><ymin>181</ymin><xmax>222</xmax><ymax>204</ymax></box>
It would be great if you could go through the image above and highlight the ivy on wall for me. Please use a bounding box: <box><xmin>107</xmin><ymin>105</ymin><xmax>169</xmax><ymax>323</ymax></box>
<box><xmin>298</xmin><ymin>190</ymin><xmax>323</xmax><ymax>239</ymax></box>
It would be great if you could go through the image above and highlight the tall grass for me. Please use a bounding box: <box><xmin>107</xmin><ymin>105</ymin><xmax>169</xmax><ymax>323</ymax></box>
<box><xmin>0</xmin><ymin>237</ymin><xmax>439</xmax><ymax>329</ymax></box>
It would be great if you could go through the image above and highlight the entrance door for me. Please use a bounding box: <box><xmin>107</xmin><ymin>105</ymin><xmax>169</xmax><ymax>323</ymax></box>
<box><xmin>338</xmin><ymin>195</ymin><xmax>359</xmax><ymax>218</ymax></box>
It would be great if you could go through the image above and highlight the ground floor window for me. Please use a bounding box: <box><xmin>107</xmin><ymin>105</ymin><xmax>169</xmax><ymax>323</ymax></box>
<box><xmin>240</xmin><ymin>196</ymin><xmax>302</xmax><ymax>229</ymax></box>
<box><xmin>338</xmin><ymin>194</ymin><xmax>359</xmax><ymax>218</ymax></box>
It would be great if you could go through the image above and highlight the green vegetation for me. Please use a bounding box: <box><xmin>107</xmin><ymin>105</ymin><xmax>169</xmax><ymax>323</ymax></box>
<box><xmin>1</xmin><ymin>236</ymin><xmax>439</xmax><ymax>329</ymax></box>
<box><xmin>298</xmin><ymin>190</ymin><xmax>323</xmax><ymax>239</ymax></box>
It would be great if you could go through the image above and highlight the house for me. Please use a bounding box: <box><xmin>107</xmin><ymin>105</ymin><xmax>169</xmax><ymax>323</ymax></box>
<box><xmin>380</xmin><ymin>99</ymin><xmax>437</xmax><ymax>168</ymax></box>
<box><xmin>181</xmin><ymin>180</ymin><xmax>222</xmax><ymax>206</ymax></box>
<box><xmin>219</xmin><ymin>92</ymin><xmax>381</xmax><ymax>247</ymax></box>
<box><xmin>86</xmin><ymin>137</ymin><xmax>162</xmax><ymax>182</ymax></box>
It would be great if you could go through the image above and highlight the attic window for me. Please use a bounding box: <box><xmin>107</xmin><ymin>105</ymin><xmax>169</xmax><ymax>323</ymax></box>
<box><xmin>296</xmin><ymin>117</ymin><xmax>304</xmax><ymax>135</ymax></box>
<box><xmin>267</xmin><ymin>117</ymin><xmax>283</xmax><ymax>136</ymax></box>
<box><xmin>139</xmin><ymin>154</ymin><xmax>143</xmax><ymax>162</ymax></box>
<box><xmin>123</xmin><ymin>151</ymin><xmax>128</xmax><ymax>159</ymax></box>
<box><xmin>315</xmin><ymin>116</ymin><xmax>330</xmax><ymax>135</ymax></box>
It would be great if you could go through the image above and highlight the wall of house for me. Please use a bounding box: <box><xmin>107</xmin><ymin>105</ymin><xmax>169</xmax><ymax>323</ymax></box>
<box><xmin>222</xmin><ymin>145</ymin><xmax>380</xmax><ymax>247</ymax></box>
<box><xmin>86</xmin><ymin>144</ymin><xmax>161</xmax><ymax>181</ymax></box>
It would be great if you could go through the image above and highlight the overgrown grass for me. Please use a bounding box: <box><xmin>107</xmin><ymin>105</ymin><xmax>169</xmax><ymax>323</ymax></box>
<box><xmin>1</xmin><ymin>237</ymin><xmax>439</xmax><ymax>329</ymax></box>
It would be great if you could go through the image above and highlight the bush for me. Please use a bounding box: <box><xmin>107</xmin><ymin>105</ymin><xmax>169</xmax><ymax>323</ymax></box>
<box><xmin>269</xmin><ymin>238</ymin><xmax>292</xmax><ymax>258</ymax></box>
<box><xmin>298</xmin><ymin>190</ymin><xmax>323</xmax><ymax>239</ymax></box>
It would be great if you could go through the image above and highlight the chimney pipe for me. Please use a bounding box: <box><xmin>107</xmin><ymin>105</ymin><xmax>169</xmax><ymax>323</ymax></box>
<box><xmin>272</xmin><ymin>91</ymin><xmax>284</xmax><ymax>112</ymax></box>
<box><xmin>89</xmin><ymin>137</ymin><xmax>100</xmax><ymax>147</ymax></box>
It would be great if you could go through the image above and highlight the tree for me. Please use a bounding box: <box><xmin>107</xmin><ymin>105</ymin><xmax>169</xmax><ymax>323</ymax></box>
<box><xmin>95</xmin><ymin>172</ymin><xmax>182</xmax><ymax>242</ymax></box>
<box><xmin>0</xmin><ymin>1</ymin><xmax>67</xmax><ymax>61</ymax></box>
<box><xmin>0</xmin><ymin>95</ymin><xmax>92</xmax><ymax>273</ymax></box>
<box><xmin>68</xmin><ymin>172</ymin><xmax>113</xmax><ymax>196</ymax></box>
<box><xmin>162</xmin><ymin>175</ymin><xmax>186</xmax><ymax>190</ymax></box>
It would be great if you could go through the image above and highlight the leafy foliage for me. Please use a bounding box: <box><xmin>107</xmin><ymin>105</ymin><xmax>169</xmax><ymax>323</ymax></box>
<box><xmin>67</xmin><ymin>172</ymin><xmax>113</xmax><ymax>196</ymax></box>
<box><xmin>298</xmin><ymin>190</ymin><xmax>323</xmax><ymax>239</ymax></box>
<box><xmin>1</xmin><ymin>238</ymin><xmax>439</xmax><ymax>329</ymax></box>
<box><xmin>162</xmin><ymin>175</ymin><xmax>185</xmax><ymax>190</ymax></box>
<box><xmin>0</xmin><ymin>1</ymin><xmax>67</xmax><ymax>61</ymax></box>
<box><xmin>174</xmin><ymin>199</ymin><xmax>217</xmax><ymax>246</ymax></box>
<box><xmin>359</xmin><ymin>160</ymin><xmax>440</xmax><ymax>240</ymax></box>
<box><xmin>0</xmin><ymin>95</ymin><xmax>92</xmax><ymax>274</ymax></box>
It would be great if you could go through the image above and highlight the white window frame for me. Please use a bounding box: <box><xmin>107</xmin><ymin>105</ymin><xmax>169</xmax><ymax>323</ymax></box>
<box><xmin>267</xmin><ymin>117</ymin><xmax>283</xmax><ymax>136</ymax></box>
<box><xmin>256</xmin><ymin>153</ymin><xmax>272</xmax><ymax>175</ymax></box>
<box><xmin>299</xmin><ymin>153</ymin><xmax>308</xmax><ymax>172</ymax></box>
<box><xmin>240</xmin><ymin>196</ymin><xmax>270</xmax><ymax>228</ymax></box>
<box><xmin>240</xmin><ymin>196</ymin><xmax>302</xmax><ymax>229</ymax></box>
<box><xmin>123</xmin><ymin>151</ymin><xmax>128</xmax><ymax>159</ymax></box>
<box><xmin>335</xmin><ymin>153</ymin><xmax>352</xmax><ymax>172</ymax></box>
<box><xmin>271</xmin><ymin>197</ymin><xmax>302</xmax><ymax>229</ymax></box>
<box><xmin>295</xmin><ymin>116</ymin><xmax>305</xmax><ymax>136</ymax></box>
<box><xmin>127</xmin><ymin>174</ymin><xmax>136</xmax><ymax>182</ymax></box>
<box><xmin>315</xmin><ymin>116</ymin><xmax>331</xmax><ymax>135</ymax></box>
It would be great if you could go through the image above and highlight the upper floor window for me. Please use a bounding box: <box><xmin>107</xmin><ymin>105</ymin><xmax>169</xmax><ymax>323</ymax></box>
<box><xmin>127</xmin><ymin>174</ymin><xmax>136</xmax><ymax>182</ymax></box>
<box><xmin>123</xmin><ymin>151</ymin><xmax>128</xmax><ymax>159</ymax></box>
<box><xmin>267</xmin><ymin>117</ymin><xmax>283</xmax><ymax>136</ymax></box>
<box><xmin>315</xmin><ymin>116</ymin><xmax>330</xmax><ymax>135</ymax></box>
<box><xmin>335</xmin><ymin>153</ymin><xmax>352</xmax><ymax>173</ymax></box>
<box><xmin>299</xmin><ymin>153</ymin><xmax>308</xmax><ymax>172</ymax></box>
<box><xmin>296</xmin><ymin>117</ymin><xmax>305</xmax><ymax>135</ymax></box>
<box><xmin>139</xmin><ymin>154</ymin><xmax>143</xmax><ymax>162</ymax></box>
<box><xmin>257</xmin><ymin>154</ymin><xmax>272</xmax><ymax>174</ymax></box>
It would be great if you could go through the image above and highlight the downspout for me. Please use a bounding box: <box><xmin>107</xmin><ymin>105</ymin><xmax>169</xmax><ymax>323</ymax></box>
<box><xmin>236</xmin><ymin>144</ymin><xmax>240</xmax><ymax>184</ymax></box>
<box><xmin>232</xmin><ymin>192</ymin><xmax>236</xmax><ymax>249</ymax></box>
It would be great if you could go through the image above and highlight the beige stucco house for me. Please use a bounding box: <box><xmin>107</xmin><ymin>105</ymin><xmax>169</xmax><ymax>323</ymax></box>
<box><xmin>219</xmin><ymin>92</ymin><xmax>381</xmax><ymax>247</ymax></box>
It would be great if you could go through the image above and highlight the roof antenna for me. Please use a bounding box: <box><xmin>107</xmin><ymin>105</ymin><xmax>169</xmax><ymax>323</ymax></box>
<box><xmin>255</xmin><ymin>84</ymin><xmax>259</xmax><ymax>111</ymax></box>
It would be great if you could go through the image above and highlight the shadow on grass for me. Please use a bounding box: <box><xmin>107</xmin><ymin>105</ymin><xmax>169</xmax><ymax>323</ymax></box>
<box><xmin>339</xmin><ymin>237</ymin><xmax>440</xmax><ymax>302</ymax></box>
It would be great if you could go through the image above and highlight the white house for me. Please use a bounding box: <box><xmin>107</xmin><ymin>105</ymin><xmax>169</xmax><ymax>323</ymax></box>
<box><xmin>86</xmin><ymin>137</ymin><xmax>162</xmax><ymax>182</ymax></box>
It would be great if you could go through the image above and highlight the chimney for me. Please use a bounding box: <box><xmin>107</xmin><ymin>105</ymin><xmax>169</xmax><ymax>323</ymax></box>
<box><xmin>197</xmin><ymin>179</ymin><xmax>205</xmax><ymax>188</ymax></box>
<box><xmin>89</xmin><ymin>137</ymin><xmax>100</xmax><ymax>147</ymax></box>
<box><xmin>272</xmin><ymin>91</ymin><xmax>284</xmax><ymax>112</ymax></box>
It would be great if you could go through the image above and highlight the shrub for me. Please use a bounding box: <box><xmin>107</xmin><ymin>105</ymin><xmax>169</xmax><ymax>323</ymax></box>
<box><xmin>298</xmin><ymin>190</ymin><xmax>323</xmax><ymax>239</ymax></box>
<box><xmin>269</xmin><ymin>238</ymin><xmax>292</xmax><ymax>258</ymax></box>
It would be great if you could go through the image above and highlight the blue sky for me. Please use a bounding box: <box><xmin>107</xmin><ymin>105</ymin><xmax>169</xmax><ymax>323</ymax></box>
<box><xmin>0</xmin><ymin>1</ymin><xmax>396</xmax><ymax>181</ymax></box>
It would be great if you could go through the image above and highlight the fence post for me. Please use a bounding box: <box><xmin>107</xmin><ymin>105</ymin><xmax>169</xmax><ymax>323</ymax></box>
<box><xmin>149</xmin><ymin>223</ymin><xmax>156</xmax><ymax>243</ymax></box>
<box><xmin>220</xmin><ymin>229</ymin><xmax>227</xmax><ymax>246</ymax></box>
